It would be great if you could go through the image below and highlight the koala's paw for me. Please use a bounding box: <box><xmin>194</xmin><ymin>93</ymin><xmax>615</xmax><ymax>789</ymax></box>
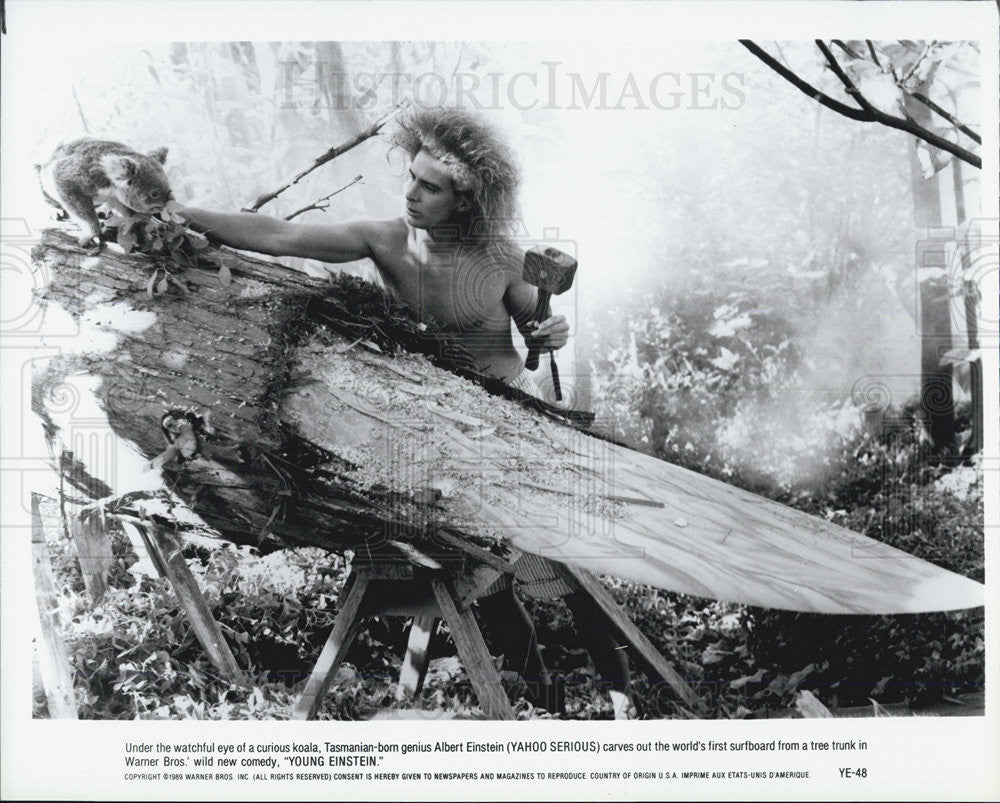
<box><xmin>77</xmin><ymin>232</ymin><xmax>103</xmax><ymax>250</ymax></box>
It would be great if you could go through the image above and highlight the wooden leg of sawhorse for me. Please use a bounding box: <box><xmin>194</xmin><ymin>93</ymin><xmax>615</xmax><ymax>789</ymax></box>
<box><xmin>558</xmin><ymin>564</ymin><xmax>704</xmax><ymax>714</ymax></box>
<box><xmin>293</xmin><ymin>573</ymin><xmax>370</xmax><ymax>720</ymax></box>
<box><xmin>394</xmin><ymin>562</ymin><xmax>506</xmax><ymax>701</ymax></box>
<box><xmin>431</xmin><ymin>578</ymin><xmax>516</xmax><ymax>720</ymax></box>
<box><xmin>125</xmin><ymin>521</ymin><xmax>246</xmax><ymax>686</ymax></box>
<box><xmin>396</xmin><ymin>615</ymin><xmax>439</xmax><ymax>701</ymax></box>
<box><xmin>295</xmin><ymin>569</ymin><xmax>515</xmax><ymax>720</ymax></box>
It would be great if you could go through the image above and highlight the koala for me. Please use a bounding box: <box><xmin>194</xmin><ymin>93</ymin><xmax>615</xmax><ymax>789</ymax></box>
<box><xmin>36</xmin><ymin>138</ymin><xmax>173</xmax><ymax>247</ymax></box>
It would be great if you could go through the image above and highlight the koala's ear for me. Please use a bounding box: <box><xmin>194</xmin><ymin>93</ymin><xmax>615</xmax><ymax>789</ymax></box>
<box><xmin>105</xmin><ymin>155</ymin><xmax>138</xmax><ymax>183</ymax></box>
<box><xmin>150</xmin><ymin>147</ymin><xmax>168</xmax><ymax>165</ymax></box>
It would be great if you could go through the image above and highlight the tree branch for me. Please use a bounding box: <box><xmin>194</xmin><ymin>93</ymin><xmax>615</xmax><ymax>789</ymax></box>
<box><xmin>815</xmin><ymin>40</ymin><xmax>880</xmax><ymax>115</ymax></box>
<box><xmin>743</xmin><ymin>39</ymin><xmax>981</xmax><ymax>169</ymax></box>
<box><xmin>244</xmin><ymin>100</ymin><xmax>409</xmax><ymax>212</ymax></box>
<box><xmin>901</xmin><ymin>41</ymin><xmax>935</xmax><ymax>85</ymax></box>
<box><xmin>739</xmin><ymin>40</ymin><xmax>870</xmax><ymax>121</ymax></box>
<box><xmin>284</xmin><ymin>175</ymin><xmax>364</xmax><ymax>221</ymax></box>
<box><xmin>911</xmin><ymin>91</ymin><xmax>981</xmax><ymax>145</ymax></box>
<box><xmin>814</xmin><ymin>40</ymin><xmax>981</xmax><ymax>169</ymax></box>
<box><xmin>862</xmin><ymin>40</ymin><xmax>979</xmax><ymax>144</ymax></box>
<box><xmin>832</xmin><ymin>39</ymin><xmax>863</xmax><ymax>60</ymax></box>
<box><xmin>866</xmin><ymin>40</ymin><xmax>882</xmax><ymax>69</ymax></box>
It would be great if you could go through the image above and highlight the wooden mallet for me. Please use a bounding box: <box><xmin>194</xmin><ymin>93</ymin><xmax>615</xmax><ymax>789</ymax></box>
<box><xmin>523</xmin><ymin>246</ymin><xmax>577</xmax><ymax>401</ymax></box>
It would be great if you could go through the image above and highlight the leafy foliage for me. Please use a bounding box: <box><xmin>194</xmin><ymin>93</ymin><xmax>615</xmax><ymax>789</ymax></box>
<box><xmin>100</xmin><ymin>202</ymin><xmax>233</xmax><ymax>292</ymax></box>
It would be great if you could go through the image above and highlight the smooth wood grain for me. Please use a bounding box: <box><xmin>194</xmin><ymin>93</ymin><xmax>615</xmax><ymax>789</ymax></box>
<box><xmin>289</xmin><ymin>340</ymin><xmax>984</xmax><ymax>615</ymax></box>
<box><xmin>33</xmin><ymin>229</ymin><xmax>984</xmax><ymax>616</ymax></box>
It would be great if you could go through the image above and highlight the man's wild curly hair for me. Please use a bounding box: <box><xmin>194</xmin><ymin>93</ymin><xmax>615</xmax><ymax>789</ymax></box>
<box><xmin>391</xmin><ymin>107</ymin><xmax>522</xmax><ymax>251</ymax></box>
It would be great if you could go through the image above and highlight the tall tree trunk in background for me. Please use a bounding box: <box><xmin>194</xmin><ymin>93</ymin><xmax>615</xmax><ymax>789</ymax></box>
<box><xmin>905</xmin><ymin>88</ymin><xmax>955</xmax><ymax>455</ymax></box>
<box><xmin>951</xmin><ymin>158</ymin><xmax>983</xmax><ymax>454</ymax></box>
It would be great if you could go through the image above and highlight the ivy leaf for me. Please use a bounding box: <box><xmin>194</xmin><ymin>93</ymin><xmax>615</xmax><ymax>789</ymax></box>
<box><xmin>218</xmin><ymin>263</ymin><xmax>232</xmax><ymax>287</ymax></box>
<box><xmin>709</xmin><ymin>346</ymin><xmax>740</xmax><ymax>371</ymax></box>
<box><xmin>118</xmin><ymin>230</ymin><xmax>136</xmax><ymax>253</ymax></box>
<box><xmin>157</xmin><ymin>276</ymin><xmax>169</xmax><ymax>295</ymax></box>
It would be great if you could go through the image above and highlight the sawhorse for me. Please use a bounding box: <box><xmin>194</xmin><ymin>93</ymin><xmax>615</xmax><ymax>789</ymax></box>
<box><xmin>293</xmin><ymin>556</ymin><xmax>702</xmax><ymax>719</ymax></box>
<box><xmin>293</xmin><ymin>556</ymin><xmax>515</xmax><ymax>719</ymax></box>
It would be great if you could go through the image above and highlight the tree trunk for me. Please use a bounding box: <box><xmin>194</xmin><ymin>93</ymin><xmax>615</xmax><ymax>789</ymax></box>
<box><xmin>905</xmin><ymin>88</ymin><xmax>955</xmax><ymax>454</ymax></box>
<box><xmin>951</xmin><ymin>158</ymin><xmax>983</xmax><ymax>455</ymax></box>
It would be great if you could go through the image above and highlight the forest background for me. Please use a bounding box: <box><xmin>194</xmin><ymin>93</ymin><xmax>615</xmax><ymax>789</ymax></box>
<box><xmin>6</xmin><ymin>39</ymin><xmax>988</xmax><ymax>719</ymax></box>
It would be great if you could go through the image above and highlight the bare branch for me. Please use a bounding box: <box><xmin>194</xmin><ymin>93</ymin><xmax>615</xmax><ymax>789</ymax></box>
<box><xmin>911</xmin><ymin>91</ymin><xmax>981</xmax><ymax>145</ymax></box>
<box><xmin>815</xmin><ymin>40</ymin><xmax>880</xmax><ymax>114</ymax></box>
<box><xmin>866</xmin><ymin>40</ymin><xmax>882</xmax><ymax>69</ymax></box>
<box><xmin>284</xmin><ymin>175</ymin><xmax>364</xmax><ymax>221</ymax></box>
<box><xmin>71</xmin><ymin>84</ymin><xmax>91</xmax><ymax>133</ymax></box>
<box><xmin>832</xmin><ymin>39</ymin><xmax>863</xmax><ymax>60</ymax></box>
<box><xmin>814</xmin><ymin>40</ymin><xmax>981</xmax><ymax>169</ymax></box>
<box><xmin>743</xmin><ymin>40</ymin><xmax>981</xmax><ymax>169</ymax></box>
<box><xmin>866</xmin><ymin>38</ymin><xmax>978</xmax><ymax>141</ymax></box>
<box><xmin>739</xmin><ymin>40</ymin><xmax>870</xmax><ymax>121</ymax></box>
<box><xmin>901</xmin><ymin>41</ymin><xmax>935</xmax><ymax>85</ymax></box>
<box><xmin>244</xmin><ymin>100</ymin><xmax>409</xmax><ymax>212</ymax></box>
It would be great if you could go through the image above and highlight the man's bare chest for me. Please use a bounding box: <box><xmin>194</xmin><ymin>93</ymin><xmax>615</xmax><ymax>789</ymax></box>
<box><xmin>388</xmin><ymin>251</ymin><xmax>511</xmax><ymax>332</ymax></box>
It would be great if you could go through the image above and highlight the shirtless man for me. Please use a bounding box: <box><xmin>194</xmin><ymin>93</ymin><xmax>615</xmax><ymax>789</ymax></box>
<box><xmin>177</xmin><ymin>107</ymin><xmax>632</xmax><ymax>718</ymax></box>
<box><xmin>177</xmin><ymin>110</ymin><xmax>567</xmax><ymax>384</ymax></box>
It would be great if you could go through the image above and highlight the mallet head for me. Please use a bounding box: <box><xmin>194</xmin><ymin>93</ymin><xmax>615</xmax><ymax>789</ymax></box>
<box><xmin>522</xmin><ymin>246</ymin><xmax>577</xmax><ymax>295</ymax></box>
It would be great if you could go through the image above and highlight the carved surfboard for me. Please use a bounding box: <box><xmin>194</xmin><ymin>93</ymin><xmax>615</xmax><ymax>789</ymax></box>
<box><xmin>283</xmin><ymin>332</ymin><xmax>985</xmax><ymax>616</ymax></box>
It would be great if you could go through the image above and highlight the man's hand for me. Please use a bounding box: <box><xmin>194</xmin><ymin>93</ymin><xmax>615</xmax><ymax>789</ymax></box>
<box><xmin>525</xmin><ymin>314</ymin><xmax>569</xmax><ymax>353</ymax></box>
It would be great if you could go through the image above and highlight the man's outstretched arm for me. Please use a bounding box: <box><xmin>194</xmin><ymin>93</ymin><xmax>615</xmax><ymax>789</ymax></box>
<box><xmin>175</xmin><ymin>206</ymin><xmax>379</xmax><ymax>263</ymax></box>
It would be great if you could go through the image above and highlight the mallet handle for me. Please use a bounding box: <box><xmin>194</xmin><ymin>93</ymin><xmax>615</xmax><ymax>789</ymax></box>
<box><xmin>549</xmin><ymin>352</ymin><xmax>562</xmax><ymax>402</ymax></box>
<box><xmin>524</xmin><ymin>290</ymin><xmax>551</xmax><ymax>371</ymax></box>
